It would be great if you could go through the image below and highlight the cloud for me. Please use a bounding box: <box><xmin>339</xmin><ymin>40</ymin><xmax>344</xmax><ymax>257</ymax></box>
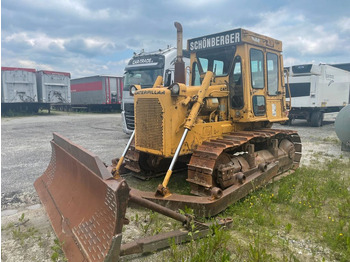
<box><xmin>174</xmin><ymin>0</ymin><xmax>227</xmax><ymax>8</ymax></box>
<box><xmin>63</xmin><ymin>37</ymin><xmax>120</xmax><ymax>57</ymax></box>
<box><xmin>246</xmin><ymin>7</ymin><xmax>350</xmax><ymax>65</ymax></box>
<box><xmin>337</xmin><ymin>17</ymin><xmax>350</xmax><ymax>32</ymax></box>
<box><xmin>2</xmin><ymin>0</ymin><xmax>350</xmax><ymax>78</ymax></box>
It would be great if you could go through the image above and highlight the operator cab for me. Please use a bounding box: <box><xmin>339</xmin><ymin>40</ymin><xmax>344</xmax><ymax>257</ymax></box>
<box><xmin>188</xmin><ymin>28</ymin><xmax>287</xmax><ymax>123</ymax></box>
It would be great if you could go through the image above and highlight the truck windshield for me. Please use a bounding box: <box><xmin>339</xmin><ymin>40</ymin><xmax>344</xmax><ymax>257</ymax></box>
<box><xmin>124</xmin><ymin>69</ymin><xmax>163</xmax><ymax>90</ymax></box>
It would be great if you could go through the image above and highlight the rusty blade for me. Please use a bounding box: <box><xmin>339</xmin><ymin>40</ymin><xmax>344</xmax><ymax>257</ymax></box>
<box><xmin>34</xmin><ymin>133</ymin><xmax>130</xmax><ymax>262</ymax></box>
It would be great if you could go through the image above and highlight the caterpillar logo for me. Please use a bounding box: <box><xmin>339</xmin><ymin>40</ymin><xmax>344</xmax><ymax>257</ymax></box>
<box><xmin>136</xmin><ymin>90</ymin><xmax>166</xmax><ymax>95</ymax></box>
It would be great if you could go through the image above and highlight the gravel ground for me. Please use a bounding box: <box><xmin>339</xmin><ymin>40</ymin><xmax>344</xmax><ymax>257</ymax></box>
<box><xmin>1</xmin><ymin>112</ymin><xmax>129</xmax><ymax>195</ymax></box>
<box><xmin>1</xmin><ymin>111</ymin><xmax>349</xmax><ymax>261</ymax></box>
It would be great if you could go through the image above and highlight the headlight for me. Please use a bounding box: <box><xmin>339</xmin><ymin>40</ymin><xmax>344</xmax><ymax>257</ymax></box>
<box><xmin>169</xmin><ymin>83</ymin><xmax>180</xmax><ymax>96</ymax></box>
<box><xmin>129</xmin><ymin>85</ymin><xmax>137</xmax><ymax>96</ymax></box>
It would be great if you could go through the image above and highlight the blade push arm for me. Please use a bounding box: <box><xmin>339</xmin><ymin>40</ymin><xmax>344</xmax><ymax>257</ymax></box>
<box><xmin>157</xmin><ymin>71</ymin><xmax>213</xmax><ymax>196</ymax></box>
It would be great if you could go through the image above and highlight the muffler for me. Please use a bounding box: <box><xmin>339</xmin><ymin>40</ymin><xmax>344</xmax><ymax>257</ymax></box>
<box><xmin>174</xmin><ymin>21</ymin><xmax>185</xmax><ymax>84</ymax></box>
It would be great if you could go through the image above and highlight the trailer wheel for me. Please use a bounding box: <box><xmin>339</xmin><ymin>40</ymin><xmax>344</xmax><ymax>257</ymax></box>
<box><xmin>310</xmin><ymin>111</ymin><xmax>323</xmax><ymax>127</ymax></box>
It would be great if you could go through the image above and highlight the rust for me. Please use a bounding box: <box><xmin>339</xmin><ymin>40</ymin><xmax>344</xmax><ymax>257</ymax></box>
<box><xmin>128</xmin><ymin>127</ymin><xmax>302</xmax><ymax>217</ymax></box>
<box><xmin>34</xmin><ymin>133</ymin><xmax>130</xmax><ymax>262</ymax></box>
<box><xmin>35</xmin><ymin>133</ymin><xmax>234</xmax><ymax>261</ymax></box>
<box><xmin>35</xmin><ymin>129</ymin><xmax>302</xmax><ymax>260</ymax></box>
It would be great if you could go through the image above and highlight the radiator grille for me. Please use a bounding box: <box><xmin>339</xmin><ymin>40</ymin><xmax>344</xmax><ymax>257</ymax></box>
<box><xmin>124</xmin><ymin>103</ymin><xmax>135</xmax><ymax>130</ymax></box>
<box><xmin>135</xmin><ymin>98</ymin><xmax>163</xmax><ymax>152</ymax></box>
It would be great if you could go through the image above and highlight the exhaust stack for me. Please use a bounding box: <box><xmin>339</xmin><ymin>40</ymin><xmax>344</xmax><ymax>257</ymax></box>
<box><xmin>174</xmin><ymin>22</ymin><xmax>185</xmax><ymax>83</ymax></box>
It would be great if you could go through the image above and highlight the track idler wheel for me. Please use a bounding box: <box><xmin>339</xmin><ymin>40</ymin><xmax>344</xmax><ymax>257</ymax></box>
<box><xmin>211</xmin><ymin>187</ymin><xmax>223</xmax><ymax>199</ymax></box>
<box><xmin>279</xmin><ymin>139</ymin><xmax>296</xmax><ymax>160</ymax></box>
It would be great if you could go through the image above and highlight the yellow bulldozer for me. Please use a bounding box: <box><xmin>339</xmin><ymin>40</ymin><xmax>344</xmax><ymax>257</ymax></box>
<box><xmin>35</xmin><ymin>22</ymin><xmax>301</xmax><ymax>261</ymax></box>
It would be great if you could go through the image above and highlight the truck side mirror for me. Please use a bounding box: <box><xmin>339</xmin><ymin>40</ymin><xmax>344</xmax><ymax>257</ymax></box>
<box><xmin>164</xmin><ymin>69</ymin><xmax>173</xmax><ymax>87</ymax></box>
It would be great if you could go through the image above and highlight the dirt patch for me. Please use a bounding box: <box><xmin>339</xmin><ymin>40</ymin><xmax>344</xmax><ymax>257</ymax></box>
<box><xmin>1</xmin><ymin>191</ymin><xmax>40</xmax><ymax>210</ymax></box>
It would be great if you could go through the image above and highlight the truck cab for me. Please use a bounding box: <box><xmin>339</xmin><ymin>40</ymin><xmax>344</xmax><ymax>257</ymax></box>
<box><xmin>122</xmin><ymin>47</ymin><xmax>189</xmax><ymax>134</ymax></box>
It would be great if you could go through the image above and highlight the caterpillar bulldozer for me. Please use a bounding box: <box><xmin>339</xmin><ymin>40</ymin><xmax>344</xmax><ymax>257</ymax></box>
<box><xmin>34</xmin><ymin>22</ymin><xmax>301</xmax><ymax>261</ymax></box>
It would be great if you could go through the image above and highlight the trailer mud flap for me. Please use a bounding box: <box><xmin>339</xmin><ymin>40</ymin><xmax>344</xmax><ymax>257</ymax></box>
<box><xmin>34</xmin><ymin>133</ymin><xmax>130</xmax><ymax>261</ymax></box>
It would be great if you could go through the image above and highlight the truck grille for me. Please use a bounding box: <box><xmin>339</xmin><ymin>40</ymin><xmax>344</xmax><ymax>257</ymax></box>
<box><xmin>124</xmin><ymin>103</ymin><xmax>135</xmax><ymax>130</ymax></box>
<box><xmin>135</xmin><ymin>98</ymin><xmax>163</xmax><ymax>152</ymax></box>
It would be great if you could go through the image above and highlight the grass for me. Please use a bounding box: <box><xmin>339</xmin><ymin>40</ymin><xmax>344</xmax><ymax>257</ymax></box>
<box><xmin>3</xmin><ymin>158</ymin><xmax>349</xmax><ymax>261</ymax></box>
<box><xmin>1</xmin><ymin>213</ymin><xmax>67</xmax><ymax>261</ymax></box>
<box><xmin>1</xmin><ymin>109</ymin><xmax>51</xmax><ymax>117</ymax></box>
<box><xmin>50</xmin><ymin>238</ymin><xmax>66</xmax><ymax>262</ymax></box>
<box><xmin>167</xmin><ymin>222</ymin><xmax>231</xmax><ymax>262</ymax></box>
<box><xmin>165</xmin><ymin>158</ymin><xmax>350</xmax><ymax>261</ymax></box>
<box><xmin>322</xmin><ymin>136</ymin><xmax>341</xmax><ymax>144</ymax></box>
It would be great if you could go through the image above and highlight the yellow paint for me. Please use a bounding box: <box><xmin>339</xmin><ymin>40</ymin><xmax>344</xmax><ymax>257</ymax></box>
<box><xmin>162</xmin><ymin>169</ymin><xmax>173</xmax><ymax>187</ymax></box>
<box><xmin>133</xmin><ymin>28</ymin><xmax>289</xmax><ymax>160</ymax></box>
<box><xmin>113</xmin><ymin>155</ymin><xmax>124</xmax><ymax>179</ymax></box>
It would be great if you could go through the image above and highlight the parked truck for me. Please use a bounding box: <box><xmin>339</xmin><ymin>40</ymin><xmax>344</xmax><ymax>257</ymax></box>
<box><xmin>285</xmin><ymin>64</ymin><xmax>350</xmax><ymax>126</ymax></box>
<box><xmin>70</xmin><ymin>75</ymin><xmax>123</xmax><ymax>111</ymax></box>
<box><xmin>122</xmin><ymin>47</ymin><xmax>189</xmax><ymax>133</ymax></box>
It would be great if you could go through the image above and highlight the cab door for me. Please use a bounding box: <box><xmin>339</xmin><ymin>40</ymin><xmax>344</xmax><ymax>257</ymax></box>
<box><xmin>249</xmin><ymin>47</ymin><xmax>267</xmax><ymax>119</ymax></box>
<box><xmin>265</xmin><ymin>51</ymin><xmax>285</xmax><ymax>120</ymax></box>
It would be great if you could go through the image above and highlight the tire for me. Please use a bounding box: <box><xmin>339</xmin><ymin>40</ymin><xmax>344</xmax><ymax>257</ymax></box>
<box><xmin>310</xmin><ymin>111</ymin><xmax>323</xmax><ymax>127</ymax></box>
<box><xmin>280</xmin><ymin>117</ymin><xmax>292</xmax><ymax>125</ymax></box>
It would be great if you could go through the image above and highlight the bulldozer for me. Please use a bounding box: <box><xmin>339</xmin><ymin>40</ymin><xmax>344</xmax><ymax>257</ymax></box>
<box><xmin>34</xmin><ymin>22</ymin><xmax>302</xmax><ymax>261</ymax></box>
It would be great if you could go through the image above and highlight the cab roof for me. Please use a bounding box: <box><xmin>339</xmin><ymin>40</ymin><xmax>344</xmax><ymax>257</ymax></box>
<box><xmin>187</xmin><ymin>28</ymin><xmax>282</xmax><ymax>53</ymax></box>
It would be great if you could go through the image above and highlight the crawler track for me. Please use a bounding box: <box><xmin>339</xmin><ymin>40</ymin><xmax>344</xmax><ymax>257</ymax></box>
<box><xmin>188</xmin><ymin>128</ymin><xmax>302</xmax><ymax>180</ymax></box>
<box><xmin>130</xmin><ymin>128</ymin><xmax>302</xmax><ymax>217</ymax></box>
<box><xmin>124</xmin><ymin>128</ymin><xmax>302</xmax><ymax>180</ymax></box>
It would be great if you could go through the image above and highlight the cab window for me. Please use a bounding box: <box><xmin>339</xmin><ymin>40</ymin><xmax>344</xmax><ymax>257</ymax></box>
<box><xmin>192</xmin><ymin>46</ymin><xmax>235</xmax><ymax>85</ymax></box>
<box><xmin>267</xmin><ymin>53</ymin><xmax>278</xmax><ymax>95</ymax></box>
<box><xmin>192</xmin><ymin>62</ymin><xmax>201</xmax><ymax>86</ymax></box>
<box><xmin>213</xmin><ymin>60</ymin><xmax>224</xmax><ymax>75</ymax></box>
<box><xmin>250</xmin><ymin>49</ymin><xmax>264</xmax><ymax>89</ymax></box>
<box><xmin>252</xmin><ymin>95</ymin><xmax>266</xmax><ymax>116</ymax></box>
<box><xmin>230</xmin><ymin>56</ymin><xmax>244</xmax><ymax>109</ymax></box>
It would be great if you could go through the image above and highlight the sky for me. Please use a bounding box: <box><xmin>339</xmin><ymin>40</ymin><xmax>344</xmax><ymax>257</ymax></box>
<box><xmin>2</xmin><ymin>0</ymin><xmax>350</xmax><ymax>79</ymax></box>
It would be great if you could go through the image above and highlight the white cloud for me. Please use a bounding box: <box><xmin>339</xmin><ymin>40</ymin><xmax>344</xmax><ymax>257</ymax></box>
<box><xmin>4</xmin><ymin>32</ymin><xmax>65</xmax><ymax>51</ymax></box>
<box><xmin>2</xmin><ymin>0</ymin><xmax>350</xmax><ymax>79</ymax></box>
<box><xmin>337</xmin><ymin>17</ymin><xmax>350</xmax><ymax>32</ymax></box>
<box><xmin>246</xmin><ymin>8</ymin><xmax>348</xmax><ymax>63</ymax></box>
<box><xmin>175</xmin><ymin>0</ymin><xmax>227</xmax><ymax>8</ymax></box>
<box><xmin>14</xmin><ymin>59</ymin><xmax>54</xmax><ymax>71</ymax></box>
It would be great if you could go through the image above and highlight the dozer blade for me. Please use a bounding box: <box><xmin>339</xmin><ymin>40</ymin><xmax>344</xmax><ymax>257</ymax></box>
<box><xmin>34</xmin><ymin>133</ymin><xmax>130</xmax><ymax>261</ymax></box>
<box><xmin>35</xmin><ymin>133</ymin><xmax>232</xmax><ymax>261</ymax></box>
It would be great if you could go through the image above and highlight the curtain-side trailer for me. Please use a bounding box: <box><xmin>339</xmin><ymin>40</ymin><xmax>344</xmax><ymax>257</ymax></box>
<box><xmin>70</xmin><ymin>75</ymin><xmax>123</xmax><ymax>111</ymax></box>
<box><xmin>285</xmin><ymin>64</ymin><xmax>350</xmax><ymax>126</ymax></box>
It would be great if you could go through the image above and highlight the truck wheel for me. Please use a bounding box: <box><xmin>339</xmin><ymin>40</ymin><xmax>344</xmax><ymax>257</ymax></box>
<box><xmin>280</xmin><ymin>117</ymin><xmax>292</xmax><ymax>125</ymax></box>
<box><xmin>310</xmin><ymin>111</ymin><xmax>323</xmax><ymax>127</ymax></box>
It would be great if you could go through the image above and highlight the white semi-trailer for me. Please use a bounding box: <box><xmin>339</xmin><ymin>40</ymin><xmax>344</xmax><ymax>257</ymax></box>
<box><xmin>122</xmin><ymin>47</ymin><xmax>189</xmax><ymax>134</ymax></box>
<box><xmin>36</xmin><ymin>70</ymin><xmax>71</xmax><ymax>104</ymax></box>
<box><xmin>285</xmin><ymin>64</ymin><xmax>350</xmax><ymax>126</ymax></box>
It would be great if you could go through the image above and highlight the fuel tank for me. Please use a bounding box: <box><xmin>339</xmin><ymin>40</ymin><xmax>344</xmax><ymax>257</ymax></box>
<box><xmin>335</xmin><ymin>105</ymin><xmax>350</xmax><ymax>151</ymax></box>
